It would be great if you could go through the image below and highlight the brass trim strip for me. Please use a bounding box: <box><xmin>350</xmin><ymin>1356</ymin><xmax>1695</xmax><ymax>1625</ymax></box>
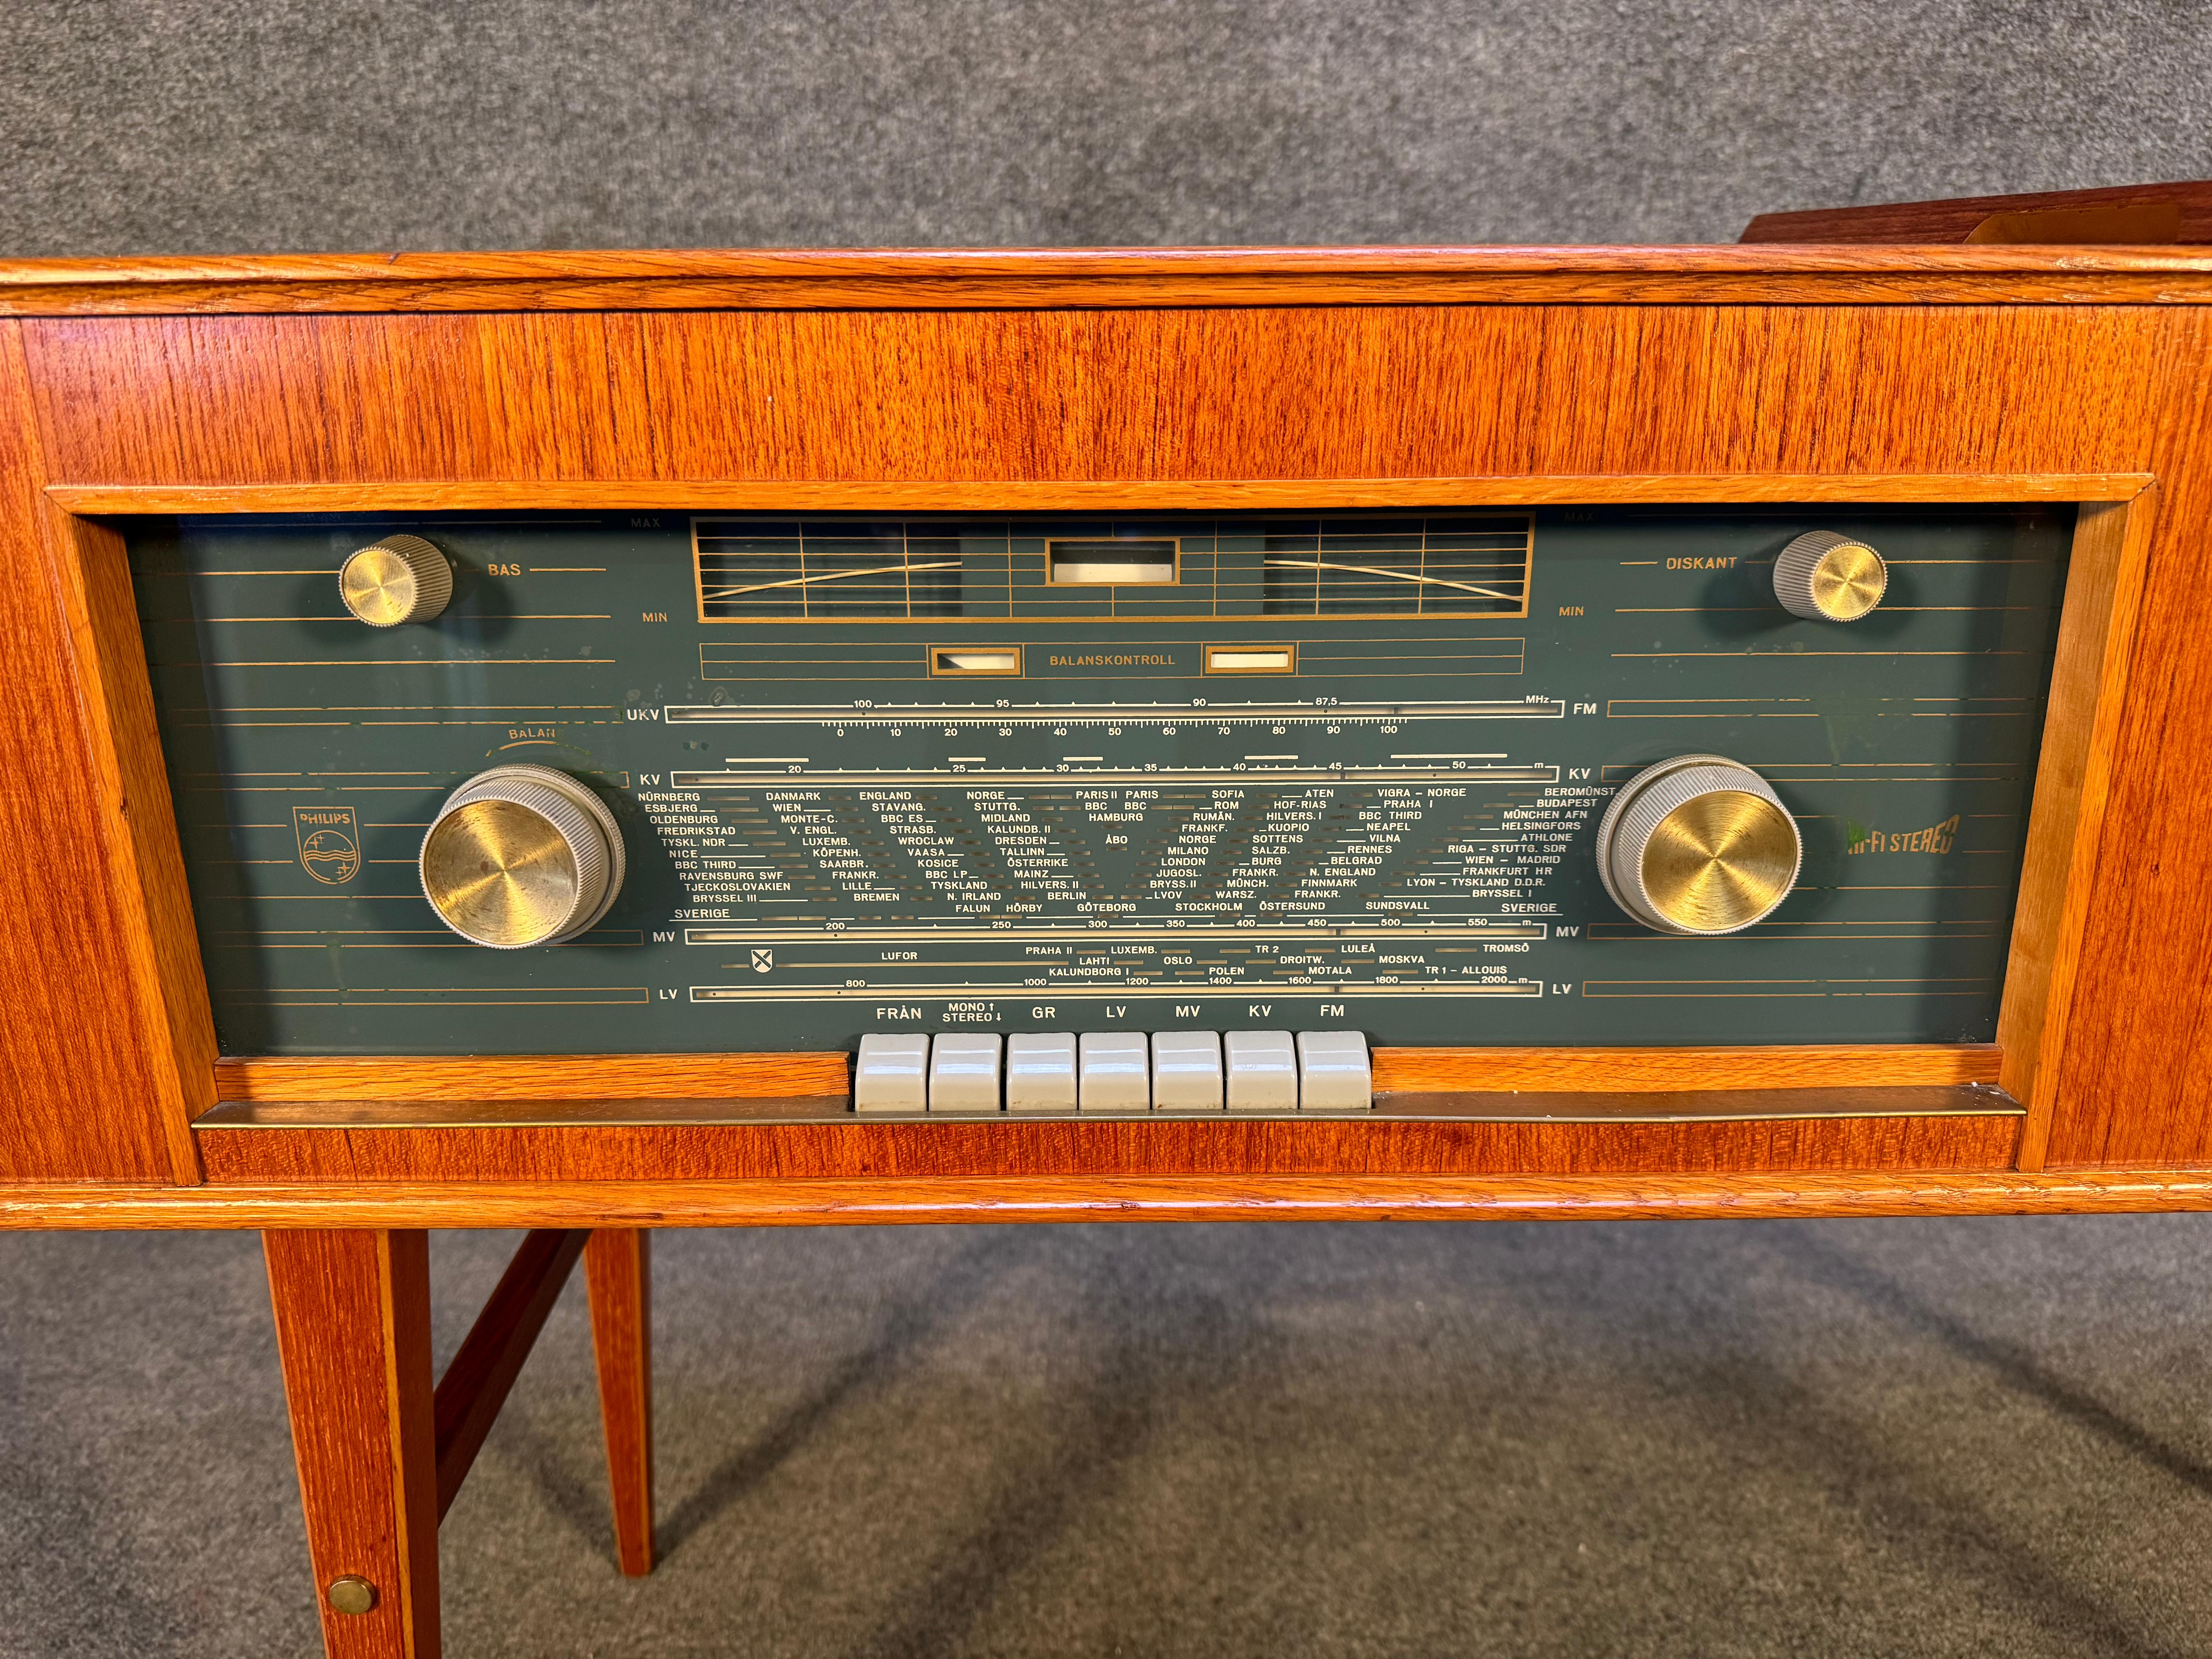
<box><xmin>194</xmin><ymin>1084</ymin><xmax>2020</xmax><ymax>1131</ymax></box>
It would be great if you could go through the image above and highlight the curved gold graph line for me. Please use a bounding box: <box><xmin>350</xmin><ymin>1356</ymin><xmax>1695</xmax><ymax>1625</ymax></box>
<box><xmin>704</xmin><ymin>560</ymin><xmax>962</xmax><ymax>600</ymax></box>
<box><xmin>1262</xmin><ymin>558</ymin><xmax>1520</xmax><ymax>603</ymax></box>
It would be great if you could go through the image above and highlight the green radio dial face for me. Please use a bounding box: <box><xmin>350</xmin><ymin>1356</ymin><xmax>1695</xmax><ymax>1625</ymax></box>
<box><xmin>130</xmin><ymin>505</ymin><xmax>2069</xmax><ymax>1056</ymax></box>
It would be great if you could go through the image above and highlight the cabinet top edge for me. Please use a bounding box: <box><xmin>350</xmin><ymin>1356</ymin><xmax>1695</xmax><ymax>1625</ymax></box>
<box><xmin>7</xmin><ymin>243</ymin><xmax>2212</xmax><ymax>315</ymax></box>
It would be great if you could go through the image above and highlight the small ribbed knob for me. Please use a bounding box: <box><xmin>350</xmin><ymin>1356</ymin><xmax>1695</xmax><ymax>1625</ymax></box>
<box><xmin>340</xmin><ymin>534</ymin><xmax>453</xmax><ymax>627</ymax></box>
<box><xmin>1773</xmin><ymin>530</ymin><xmax>1886</xmax><ymax>622</ymax></box>
<box><xmin>1595</xmin><ymin>755</ymin><xmax>1802</xmax><ymax>936</ymax></box>
<box><xmin>419</xmin><ymin>766</ymin><xmax>625</xmax><ymax>948</ymax></box>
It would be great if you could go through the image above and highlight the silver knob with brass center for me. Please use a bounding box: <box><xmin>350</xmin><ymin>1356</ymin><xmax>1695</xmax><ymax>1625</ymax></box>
<box><xmin>340</xmin><ymin>534</ymin><xmax>453</xmax><ymax>627</ymax></box>
<box><xmin>1595</xmin><ymin>754</ymin><xmax>1802</xmax><ymax>936</ymax></box>
<box><xmin>1773</xmin><ymin>530</ymin><xmax>1886</xmax><ymax>622</ymax></box>
<box><xmin>419</xmin><ymin>766</ymin><xmax>624</xmax><ymax>948</ymax></box>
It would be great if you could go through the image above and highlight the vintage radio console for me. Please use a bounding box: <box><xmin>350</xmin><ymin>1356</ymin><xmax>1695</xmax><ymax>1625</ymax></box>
<box><xmin>7</xmin><ymin>180</ymin><xmax>2212</xmax><ymax>1656</ymax></box>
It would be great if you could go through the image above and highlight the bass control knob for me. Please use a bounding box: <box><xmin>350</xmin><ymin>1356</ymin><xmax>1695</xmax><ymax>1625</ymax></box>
<box><xmin>419</xmin><ymin>765</ymin><xmax>625</xmax><ymax>948</ymax></box>
<box><xmin>340</xmin><ymin>534</ymin><xmax>453</xmax><ymax>627</ymax></box>
<box><xmin>1595</xmin><ymin>755</ymin><xmax>1802</xmax><ymax>936</ymax></box>
<box><xmin>1773</xmin><ymin>530</ymin><xmax>1886</xmax><ymax>622</ymax></box>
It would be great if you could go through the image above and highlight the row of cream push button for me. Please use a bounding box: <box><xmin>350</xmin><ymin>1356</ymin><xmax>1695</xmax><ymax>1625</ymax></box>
<box><xmin>853</xmin><ymin>1030</ymin><xmax>1372</xmax><ymax>1114</ymax></box>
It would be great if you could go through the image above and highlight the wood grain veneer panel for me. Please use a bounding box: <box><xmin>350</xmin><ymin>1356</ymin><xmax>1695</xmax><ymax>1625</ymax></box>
<box><xmin>1742</xmin><ymin>181</ymin><xmax>2212</xmax><ymax>246</ymax></box>
<box><xmin>0</xmin><ymin>322</ymin><xmax>188</xmax><ymax>1181</ymax></box>
<box><xmin>20</xmin><ymin>306</ymin><xmax>2164</xmax><ymax>489</ymax></box>
<box><xmin>46</xmin><ymin>514</ymin><xmax>213</xmax><ymax>1180</ymax></box>
<box><xmin>214</xmin><ymin>1054</ymin><xmax>849</xmax><ymax>1102</ymax></box>
<box><xmin>192</xmin><ymin>1113</ymin><xmax>2020</xmax><ymax>1185</ymax></box>
<box><xmin>2003</xmin><ymin>498</ymin><xmax>2160</xmax><ymax>1168</ymax></box>
<box><xmin>2045</xmin><ymin>309</ymin><xmax>2212</xmax><ymax>1165</ymax></box>
<box><xmin>630</xmin><ymin>305</ymin><xmax>2160</xmax><ymax>486</ymax></box>
<box><xmin>18</xmin><ymin>1166</ymin><xmax>2202</xmax><ymax>1232</ymax></box>
<box><xmin>1377</xmin><ymin>1046</ymin><xmax>1997</xmax><ymax>1092</ymax></box>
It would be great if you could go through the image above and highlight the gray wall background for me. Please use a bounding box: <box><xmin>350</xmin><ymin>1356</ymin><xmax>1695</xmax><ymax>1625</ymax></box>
<box><xmin>3</xmin><ymin>0</ymin><xmax>2209</xmax><ymax>255</ymax></box>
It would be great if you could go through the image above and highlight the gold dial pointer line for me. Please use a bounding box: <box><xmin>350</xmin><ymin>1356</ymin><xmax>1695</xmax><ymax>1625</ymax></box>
<box><xmin>1260</xmin><ymin>559</ymin><xmax>1520</xmax><ymax>602</ymax></box>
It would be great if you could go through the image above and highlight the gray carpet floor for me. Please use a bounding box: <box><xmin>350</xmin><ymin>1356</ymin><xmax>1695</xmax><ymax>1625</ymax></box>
<box><xmin>4</xmin><ymin>0</ymin><xmax>2212</xmax><ymax>253</ymax></box>
<box><xmin>8</xmin><ymin>1216</ymin><xmax>2212</xmax><ymax>1656</ymax></box>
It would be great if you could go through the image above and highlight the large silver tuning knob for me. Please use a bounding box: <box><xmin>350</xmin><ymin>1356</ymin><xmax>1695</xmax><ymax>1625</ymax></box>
<box><xmin>341</xmin><ymin>534</ymin><xmax>453</xmax><ymax>627</ymax></box>
<box><xmin>419</xmin><ymin>766</ymin><xmax>624</xmax><ymax>948</ymax></box>
<box><xmin>1596</xmin><ymin>755</ymin><xmax>1802</xmax><ymax>936</ymax></box>
<box><xmin>1774</xmin><ymin>530</ymin><xmax>1886</xmax><ymax>622</ymax></box>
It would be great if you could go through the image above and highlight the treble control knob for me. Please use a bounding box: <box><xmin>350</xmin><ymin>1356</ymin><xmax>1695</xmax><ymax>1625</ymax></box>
<box><xmin>1773</xmin><ymin>530</ymin><xmax>1886</xmax><ymax>622</ymax></box>
<box><xmin>419</xmin><ymin>766</ymin><xmax>625</xmax><ymax>948</ymax></box>
<box><xmin>340</xmin><ymin>534</ymin><xmax>453</xmax><ymax>627</ymax></box>
<box><xmin>1596</xmin><ymin>755</ymin><xmax>1802</xmax><ymax>936</ymax></box>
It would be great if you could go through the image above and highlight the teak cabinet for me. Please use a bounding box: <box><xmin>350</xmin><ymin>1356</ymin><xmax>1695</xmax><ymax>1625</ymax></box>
<box><xmin>5</xmin><ymin>241</ymin><xmax>2212</xmax><ymax>1219</ymax></box>
<box><xmin>7</xmin><ymin>178</ymin><xmax>2212</xmax><ymax>1657</ymax></box>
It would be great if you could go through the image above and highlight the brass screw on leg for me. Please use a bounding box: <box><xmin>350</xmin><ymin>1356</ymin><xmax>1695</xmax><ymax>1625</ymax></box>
<box><xmin>326</xmin><ymin>1576</ymin><xmax>379</xmax><ymax>1616</ymax></box>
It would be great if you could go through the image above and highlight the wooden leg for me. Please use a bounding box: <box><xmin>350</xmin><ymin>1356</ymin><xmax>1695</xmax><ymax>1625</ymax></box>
<box><xmin>434</xmin><ymin>1230</ymin><xmax>590</xmax><ymax>1521</ymax></box>
<box><xmin>583</xmin><ymin>1228</ymin><xmax>656</xmax><ymax>1575</ymax></box>
<box><xmin>264</xmin><ymin>1230</ymin><xmax>441</xmax><ymax>1659</ymax></box>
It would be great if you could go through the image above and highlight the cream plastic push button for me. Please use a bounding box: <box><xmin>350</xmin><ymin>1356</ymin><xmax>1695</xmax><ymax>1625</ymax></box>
<box><xmin>418</xmin><ymin>765</ymin><xmax>624</xmax><ymax>948</ymax></box>
<box><xmin>1151</xmin><ymin>1031</ymin><xmax>1224</xmax><ymax>1111</ymax></box>
<box><xmin>1225</xmin><ymin>1030</ymin><xmax>1298</xmax><ymax>1111</ymax></box>
<box><xmin>1079</xmin><ymin>1032</ymin><xmax>1151</xmax><ymax>1112</ymax></box>
<box><xmin>929</xmin><ymin>1032</ymin><xmax>1003</xmax><ymax>1114</ymax></box>
<box><xmin>1006</xmin><ymin>1032</ymin><xmax>1077</xmax><ymax>1112</ymax></box>
<box><xmin>1296</xmin><ymin>1031</ymin><xmax>1372</xmax><ymax>1110</ymax></box>
<box><xmin>1773</xmin><ymin>530</ymin><xmax>1886</xmax><ymax>622</ymax></box>
<box><xmin>855</xmin><ymin>1034</ymin><xmax>929</xmax><ymax>1113</ymax></box>
<box><xmin>340</xmin><ymin>534</ymin><xmax>453</xmax><ymax>627</ymax></box>
<box><xmin>1595</xmin><ymin>755</ymin><xmax>1801</xmax><ymax>936</ymax></box>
